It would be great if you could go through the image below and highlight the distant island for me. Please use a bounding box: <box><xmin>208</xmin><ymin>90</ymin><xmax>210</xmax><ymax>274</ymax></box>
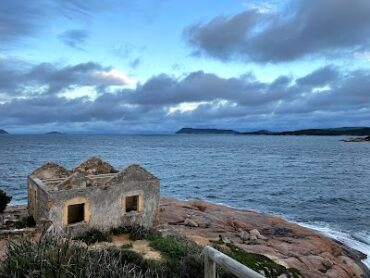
<box><xmin>176</xmin><ymin>127</ymin><xmax>370</xmax><ymax>136</ymax></box>
<box><xmin>0</xmin><ymin>129</ymin><xmax>9</xmax><ymax>135</ymax></box>
<box><xmin>176</xmin><ymin>128</ymin><xmax>237</xmax><ymax>134</ymax></box>
<box><xmin>45</xmin><ymin>131</ymin><xmax>64</xmax><ymax>135</ymax></box>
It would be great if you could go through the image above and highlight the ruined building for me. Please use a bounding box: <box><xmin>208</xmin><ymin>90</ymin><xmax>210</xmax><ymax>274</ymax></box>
<box><xmin>27</xmin><ymin>157</ymin><xmax>160</xmax><ymax>236</ymax></box>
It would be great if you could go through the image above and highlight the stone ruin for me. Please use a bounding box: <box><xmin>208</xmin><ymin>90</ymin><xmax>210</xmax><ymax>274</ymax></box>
<box><xmin>27</xmin><ymin>157</ymin><xmax>160</xmax><ymax>236</ymax></box>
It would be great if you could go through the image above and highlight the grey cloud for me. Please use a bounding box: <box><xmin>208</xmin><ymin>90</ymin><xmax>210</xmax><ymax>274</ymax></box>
<box><xmin>0</xmin><ymin>1</ymin><xmax>123</xmax><ymax>44</ymax></box>
<box><xmin>124</xmin><ymin>71</ymin><xmax>289</xmax><ymax>107</ymax></box>
<box><xmin>0</xmin><ymin>2</ymin><xmax>46</xmax><ymax>43</ymax></box>
<box><xmin>0</xmin><ymin>61</ymin><xmax>131</xmax><ymax>96</ymax></box>
<box><xmin>129</xmin><ymin>58</ymin><xmax>141</xmax><ymax>69</ymax></box>
<box><xmin>185</xmin><ymin>0</ymin><xmax>370</xmax><ymax>62</ymax></box>
<box><xmin>59</xmin><ymin>29</ymin><xmax>89</xmax><ymax>50</ymax></box>
<box><xmin>296</xmin><ymin>66</ymin><xmax>339</xmax><ymax>87</ymax></box>
<box><xmin>1</xmin><ymin>64</ymin><xmax>370</xmax><ymax>132</ymax></box>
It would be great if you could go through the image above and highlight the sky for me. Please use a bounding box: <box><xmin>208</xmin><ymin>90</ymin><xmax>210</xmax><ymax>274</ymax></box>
<box><xmin>1</xmin><ymin>0</ymin><xmax>370</xmax><ymax>134</ymax></box>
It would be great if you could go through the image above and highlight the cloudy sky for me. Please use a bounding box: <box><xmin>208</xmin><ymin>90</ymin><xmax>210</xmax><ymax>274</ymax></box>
<box><xmin>1</xmin><ymin>0</ymin><xmax>370</xmax><ymax>134</ymax></box>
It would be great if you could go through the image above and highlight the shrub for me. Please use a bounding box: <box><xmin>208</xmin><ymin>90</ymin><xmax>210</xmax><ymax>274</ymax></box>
<box><xmin>74</xmin><ymin>228</ymin><xmax>111</xmax><ymax>245</ymax></box>
<box><xmin>149</xmin><ymin>235</ymin><xmax>204</xmax><ymax>278</ymax></box>
<box><xmin>0</xmin><ymin>189</ymin><xmax>12</xmax><ymax>214</ymax></box>
<box><xmin>181</xmin><ymin>255</ymin><xmax>204</xmax><ymax>278</ymax></box>
<box><xmin>121</xmin><ymin>243</ymin><xmax>133</xmax><ymax>249</ymax></box>
<box><xmin>111</xmin><ymin>225</ymin><xmax>160</xmax><ymax>240</ymax></box>
<box><xmin>14</xmin><ymin>216</ymin><xmax>36</xmax><ymax>229</ymax></box>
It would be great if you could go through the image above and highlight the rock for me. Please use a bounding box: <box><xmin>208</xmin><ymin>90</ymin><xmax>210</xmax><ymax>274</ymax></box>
<box><xmin>219</xmin><ymin>234</ymin><xmax>232</xmax><ymax>244</ymax></box>
<box><xmin>250</xmin><ymin>229</ymin><xmax>267</xmax><ymax>240</ymax></box>
<box><xmin>341</xmin><ymin>136</ymin><xmax>370</xmax><ymax>142</ymax></box>
<box><xmin>184</xmin><ymin>218</ymin><xmax>198</xmax><ymax>227</ymax></box>
<box><xmin>227</xmin><ymin>219</ymin><xmax>251</xmax><ymax>230</ymax></box>
<box><xmin>238</xmin><ymin>229</ymin><xmax>250</xmax><ymax>241</ymax></box>
<box><xmin>192</xmin><ymin>201</ymin><xmax>208</xmax><ymax>212</ymax></box>
<box><xmin>249</xmin><ymin>235</ymin><xmax>258</xmax><ymax>241</ymax></box>
<box><xmin>158</xmin><ymin>197</ymin><xmax>370</xmax><ymax>278</ymax></box>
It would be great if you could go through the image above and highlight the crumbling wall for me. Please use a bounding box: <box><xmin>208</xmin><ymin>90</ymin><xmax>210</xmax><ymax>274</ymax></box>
<box><xmin>47</xmin><ymin>179</ymin><xmax>159</xmax><ymax>236</ymax></box>
<box><xmin>36</xmin><ymin>186</ymin><xmax>50</xmax><ymax>221</ymax></box>
<box><xmin>28</xmin><ymin>177</ymin><xmax>51</xmax><ymax>222</ymax></box>
<box><xmin>31</xmin><ymin>162</ymin><xmax>71</xmax><ymax>180</ymax></box>
<box><xmin>27</xmin><ymin>178</ymin><xmax>38</xmax><ymax>219</ymax></box>
<box><xmin>28</xmin><ymin>161</ymin><xmax>160</xmax><ymax>237</ymax></box>
<box><xmin>73</xmin><ymin>157</ymin><xmax>118</xmax><ymax>175</ymax></box>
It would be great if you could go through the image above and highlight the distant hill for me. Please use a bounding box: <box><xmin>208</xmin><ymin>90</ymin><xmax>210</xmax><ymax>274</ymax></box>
<box><xmin>176</xmin><ymin>127</ymin><xmax>370</xmax><ymax>136</ymax></box>
<box><xmin>46</xmin><ymin>131</ymin><xmax>64</xmax><ymax>135</ymax></box>
<box><xmin>242</xmin><ymin>127</ymin><xmax>370</xmax><ymax>136</ymax></box>
<box><xmin>176</xmin><ymin>128</ymin><xmax>238</xmax><ymax>135</ymax></box>
<box><xmin>0</xmin><ymin>129</ymin><xmax>9</xmax><ymax>134</ymax></box>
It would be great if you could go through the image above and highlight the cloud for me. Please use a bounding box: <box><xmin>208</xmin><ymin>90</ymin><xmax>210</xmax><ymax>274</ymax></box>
<box><xmin>184</xmin><ymin>0</ymin><xmax>370</xmax><ymax>63</ymax></box>
<box><xmin>2</xmin><ymin>65</ymin><xmax>370</xmax><ymax>132</ymax></box>
<box><xmin>129</xmin><ymin>58</ymin><xmax>141</xmax><ymax>69</ymax></box>
<box><xmin>0</xmin><ymin>2</ymin><xmax>46</xmax><ymax>43</ymax></box>
<box><xmin>296</xmin><ymin>66</ymin><xmax>339</xmax><ymax>87</ymax></box>
<box><xmin>0</xmin><ymin>0</ymin><xmax>123</xmax><ymax>44</ymax></box>
<box><xmin>59</xmin><ymin>29</ymin><xmax>89</xmax><ymax>50</ymax></box>
<box><xmin>0</xmin><ymin>60</ymin><xmax>133</xmax><ymax>97</ymax></box>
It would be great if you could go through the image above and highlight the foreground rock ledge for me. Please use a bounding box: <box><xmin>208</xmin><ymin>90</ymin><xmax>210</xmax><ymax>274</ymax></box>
<box><xmin>1</xmin><ymin>198</ymin><xmax>369</xmax><ymax>278</ymax></box>
<box><xmin>159</xmin><ymin>197</ymin><xmax>369</xmax><ymax>278</ymax></box>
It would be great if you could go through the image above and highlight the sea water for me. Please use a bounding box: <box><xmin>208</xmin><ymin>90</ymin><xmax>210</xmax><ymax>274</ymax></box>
<box><xmin>1</xmin><ymin>134</ymin><xmax>369</xmax><ymax>267</ymax></box>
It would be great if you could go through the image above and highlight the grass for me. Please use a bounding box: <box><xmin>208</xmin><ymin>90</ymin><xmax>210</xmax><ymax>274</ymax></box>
<box><xmin>73</xmin><ymin>228</ymin><xmax>112</xmax><ymax>244</ymax></box>
<box><xmin>111</xmin><ymin>225</ymin><xmax>160</xmax><ymax>240</ymax></box>
<box><xmin>0</xmin><ymin>226</ymin><xmax>304</xmax><ymax>278</ymax></box>
<box><xmin>148</xmin><ymin>235</ymin><xmax>204</xmax><ymax>278</ymax></box>
<box><xmin>0</xmin><ymin>237</ymin><xmax>160</xmax><ymax>278</ymax></box>
<box><xmin>121</xmin><ymin>242</ymin><xmax>133</xmax><ymax>249</ymax></box>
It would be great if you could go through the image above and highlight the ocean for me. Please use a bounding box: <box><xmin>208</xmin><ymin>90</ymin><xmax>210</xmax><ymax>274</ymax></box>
<box><xmin>0</xmin><ymin>134</ymin><xmax>369</xmax><ymax>267</ymax></box>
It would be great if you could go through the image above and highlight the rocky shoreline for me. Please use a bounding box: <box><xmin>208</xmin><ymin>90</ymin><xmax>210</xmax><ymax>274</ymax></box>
<box><xmin>1</xmin><ymin>197</ymin><xmax>369</xmax><ymax>278</ymax></box>
<box><xmin>158</xmin><ymin>197</ymin><xmax>369</xmax><ymax>278</ymax></box>
<box><xmin>341</xmin><ymin>136</ymin><xmax>370</xmax><ymax>142</ymax></box>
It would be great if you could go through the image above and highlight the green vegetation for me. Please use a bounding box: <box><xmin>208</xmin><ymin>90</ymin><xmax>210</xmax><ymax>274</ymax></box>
<box><xmin>148</xmin><ymin>235</ymin><xmax>204</xmax><ymax>278</ymax></box>
<box><xmin>121</xmin><ymin>242</ymin><xmax>133</xmax><ymax>249</ymax></box>
<box><xmin>212</xmin><ymin>242</ymin><xmax>303</xmax><ymax>278</ymax></box>
<box><xmin>0</xmin><ymin>189</ymin><xmax>12</xmax><ymax>214</ymax></box>
<box><xmin>14</xmin><ymin>216</ymin><xmax>36</xmax><ymax>229</ymax></box>
<box><xmin>0</xmin><ymin>226</ymin><xmax>303</xmax><ymax>278</ymax></box>
<box><xmin>0</xmin><ymin>237</ymin><xmax>160</xmax><ymax>278</ymax></box>
<box><xmin>111</xmin><ymin>224</ymin><xmax>160</xmax><ymax>240</ymax></box>
<box><xmin>74</xmin><ymin>228</ymin><xmax>112</xmax><ymax>244</ymax></box>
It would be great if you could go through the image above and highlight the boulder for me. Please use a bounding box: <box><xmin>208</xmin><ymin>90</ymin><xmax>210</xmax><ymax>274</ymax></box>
<box><xmin>184</xmin><ymin>218</ymin><xmax>198</xmax><ymax>227</ymax></box>
<box><xmin>249</xmin><ymin>229</ymin><xmax>267</xmax><ymax>240</ymax></box>
<box><xmin>238</xmin><ymin>229</ymin><xmax>250</xmax><ymax>241</ymax></box>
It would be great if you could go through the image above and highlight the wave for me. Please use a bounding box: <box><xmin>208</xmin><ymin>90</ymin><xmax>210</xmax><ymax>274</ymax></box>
<box><xmin>299</xmin><ymin>222</ymin><xmax>370</xmax><ymax>270</ymax></box>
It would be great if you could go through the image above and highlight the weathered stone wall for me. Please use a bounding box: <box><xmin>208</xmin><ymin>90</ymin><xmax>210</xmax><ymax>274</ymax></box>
<box><xmin>28</xmin><ymin>177</ymin><xmax>50</xmax><ymax>222</ymax></box>
<box><xmin>47</xmin><ymin>179</ymin><xmax>159</xmax><ymax>236</ymax></box>
<box><xmin>36</xmin><ymin>185</ymin><xmax>50</xmax><ymax>221</ymax></box>
<box><xmin>27</xmin><ymin>178</ymin><xmax>37</xmax><ymax>219</ymax></box>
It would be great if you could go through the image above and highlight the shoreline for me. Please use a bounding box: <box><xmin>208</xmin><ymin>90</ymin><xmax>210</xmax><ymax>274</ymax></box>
<box><xmin>4</xmin><ymin>196</ymin><xmax>369</xmax><ymax>277</ymax></box>
<box><xmin>8</xmin><ymin>197</ymin><xmax>370</xmax><ymax>272</ymax></box>
<box><xmin>170</xmin><ymin>196</ymin><xmax>370</xmax><ymax>271</ymax></box>
<box><xmin>158</xmin><ymin>196</ymin><xmax>370</xmax><ymax>277</ymax></box>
